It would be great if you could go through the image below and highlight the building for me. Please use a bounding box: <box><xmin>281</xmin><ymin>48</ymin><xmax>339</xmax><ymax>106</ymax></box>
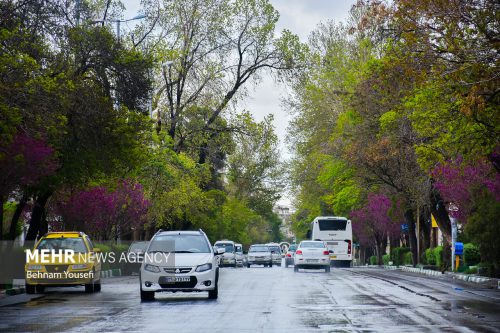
<box><xmin>273</xmin><ymin>204</ymin><xmax>295</xmax><ymax>240</ymax></box>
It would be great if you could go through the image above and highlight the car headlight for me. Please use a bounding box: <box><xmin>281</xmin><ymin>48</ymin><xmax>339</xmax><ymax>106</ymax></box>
<box><xmin>71</xmin><ymin>264</ymin><xmax>89</xmax><ymax>270</ymax></box>
<box><xmin>27</xmin><ymin>264</ymin><xmax>43</xmax><ymax>270</ymax></box>
<box><xmin>144</xmin><ymin>264</ymin><xmax>161</xmax><ymax>273</ymax></box>
<box><xmin>195</xmin><ymin>263</ymin><xmax>212</xmax><ymax>272</ymax></box>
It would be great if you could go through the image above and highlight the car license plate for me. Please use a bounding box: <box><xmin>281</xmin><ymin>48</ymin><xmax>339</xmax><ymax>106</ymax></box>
<box><xmin>331</xmin><ymin>255</ymin><xmax>337</xmax><ymax>259</ymax></box>
<box><xmin>306</xmin><ymin>259</ymin><xmax>318</xmax><ymax>263</ymax></box>
<box><xmin>165</xmin><ymin>276</ymin><xmax>191</xmax><ymax>283</ymax></box>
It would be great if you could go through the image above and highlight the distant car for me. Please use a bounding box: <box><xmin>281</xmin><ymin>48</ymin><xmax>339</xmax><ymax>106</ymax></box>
<box><xmin>139</xmin><ymin>230</ymin><xmax>223</xmax><ymax>301</ymax></box>
<box><xmin>247</xmin><ymin>244</ymin><xmax>273</xmax><ymax>267</ymax></box>
<box><xmin>293</xmin><ymin>241</ymin><xmax>331</xmax><ymax>272</ymax></box>
<box><xmin>25</xmin><ymin>231</ymin><xmax>102</xmax><ymax>294</ymax></box>
<box><xmin>125</xmin><ymin>241</ymin><xmax>149</xmax><ymax>275</ymax></box>
<box><xmin>284</xmin><ymin>244</ymin><xmax>297</xmax><ymax>268</ymax></box>
<box><xmin>214</xmin><ymin>240</ymin><xmax>237</xmax><ymax>267</ymax></box>
<box><xmin>235</xmin><ymin>243</ymin><xmax>245</xmax><ymax>267</ymax></box>
<box><xmin>266</xmin><ymin>243</ymin><xmax>282</xmax><ymax>266</ymax></box>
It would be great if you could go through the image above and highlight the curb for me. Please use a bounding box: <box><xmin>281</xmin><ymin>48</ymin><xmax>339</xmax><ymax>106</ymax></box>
<box><xmin>448</xmin><ymin>273</ymin><xmax>491</xmax><ymax>284</ymax></box>
<box><xmin>400</xmin><ymin>266</ymin><xmax>443</xmax><ymax>277</ymax></box>
<box><xmin>383</xmin><ymin>265</ymin><xmax>497</xmax><ymax>286</ymax></box>
<box><xmin>100</xmin><ymin>268</ymin><xmax>121</xmax><ymax>278</ymax></box>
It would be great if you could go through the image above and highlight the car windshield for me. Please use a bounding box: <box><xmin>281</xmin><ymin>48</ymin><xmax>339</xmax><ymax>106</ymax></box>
<box><xmin>235</xmin><ymin>245</ymin><xmax>243</xmax><ymax>253</ymax></box>
<box><xmin>269</xmin><ymin>246</ymin><xmax>280</xmax><ymax>253</ymax></box>
<box><xmin>249</xmin><ymin>246</ymin><xmax>269</xmax><ymax>252</ymax></box>
<box><xmin>36</xmin><ymin>238</ymin><xmax>88</xmax><ymax>253</ymax></box>
<box><xmin>300</xmin><ymin>242</ymin><xmax>325</xmax><ymax>248</ymax></box>
<box><xmin>129</xmin><ymin>242</ymin><xmax>148</xmax><ymax>253</ymax></box>
<box><xmin>215</xmin><ymin>243</ymin><xmax>234</xmax><ymax>253</ymax></box>
<box><xmin>148</xmin><ymin>234</ymin><xmax>210</xmax><ymax>253</ymax></box>
<box><xmin>289</xmin><ymin>245</ymin><xmax>297</xmax><ymax>251</ymax></box>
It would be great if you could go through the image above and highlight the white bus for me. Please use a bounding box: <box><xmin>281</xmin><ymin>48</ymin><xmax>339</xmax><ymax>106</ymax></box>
<box><xmin>310</xmin><ymin>216</ymin><xmax>352</xmax><ymax>267</ymax></box>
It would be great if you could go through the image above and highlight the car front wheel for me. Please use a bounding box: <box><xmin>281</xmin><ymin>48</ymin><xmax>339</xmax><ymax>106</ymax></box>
<box><xmin>325</xmin><ymin>265</ymin><xmax>331</xmax><ymax>273</ymax></box>
<box><xmin>26</xmin><ymin>283</ymin><xmax>35</xmax><ymax>294</ymax></box>
<box><xmin>294</xmin><ymin>265</ymin><xmax>299</xmax><ymax>272</ymax></box>
<box><xmin>140</xmin><ymin>287</ymin><xmax>155</xmax><ymax>301</ymax></box>
<box><xmin>94</xmin><ymin>280</ymin><xmax>101</xmax><ymax>292</ymax></box>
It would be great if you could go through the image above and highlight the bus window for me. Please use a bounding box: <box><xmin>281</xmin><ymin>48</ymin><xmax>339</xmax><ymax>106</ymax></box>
<box><xmin>318</xmin><ymin>219</ymin><xmax>347</xmax><ymax>231</ymax></box>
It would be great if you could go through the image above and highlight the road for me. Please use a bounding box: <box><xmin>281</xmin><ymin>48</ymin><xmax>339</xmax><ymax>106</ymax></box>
<box><xmin>1</xmin><ymin>266</ymin><xmax>499</xmax><ymax>332</ymax></box>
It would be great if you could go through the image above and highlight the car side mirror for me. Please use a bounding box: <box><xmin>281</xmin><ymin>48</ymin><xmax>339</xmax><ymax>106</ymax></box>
<box><xmin>93</xmin><ymin>248</ymin><xmax>101</xmax><ymax>253</ymax></box>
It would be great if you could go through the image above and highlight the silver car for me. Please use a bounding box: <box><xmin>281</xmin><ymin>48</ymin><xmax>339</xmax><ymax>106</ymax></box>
<box><xmin>235</xmin><ymin>243</ymin><xmax>246</xmax><ymax>267</ymax></box>
<box><xmin>246</xmin><ymin>244</ymin><xmax>273</xmax><ymax>267</ymax></box>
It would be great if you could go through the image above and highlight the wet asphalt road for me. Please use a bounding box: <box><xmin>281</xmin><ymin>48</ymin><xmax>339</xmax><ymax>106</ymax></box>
<box><xmin>1</xmin><ymin>265</ymin><xmax>499</xmax><ymax>333</ymax></box>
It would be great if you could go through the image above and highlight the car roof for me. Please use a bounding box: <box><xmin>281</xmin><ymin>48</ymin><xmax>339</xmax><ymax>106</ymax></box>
<box><xmin>214</xmin><ymin>240</ymin><xmax>235</xmax><ymax>244</ymax></box>
<box><xmin>156</xmin><ymin>230</ymin><xmax>204</xmax><ymax>236</ymax></box>
<box><xmin>43</xmin><ymin>232</ymin><xmax>85</xmax><ymax>238</ymax></box>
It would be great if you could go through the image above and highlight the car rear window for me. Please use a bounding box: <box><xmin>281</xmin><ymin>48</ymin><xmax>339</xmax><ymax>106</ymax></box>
<box><xmin>300</xmin><ymin>242</ymin><xmax>325</xmax><ymax>248</ymax></box>
<box><xmin>249</xmin><ymin>246</ymin><xmax>269</xmax><ymax>252</ymax></box>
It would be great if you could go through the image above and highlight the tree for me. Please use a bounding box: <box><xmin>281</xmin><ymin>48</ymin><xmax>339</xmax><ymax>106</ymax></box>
<box><xmin>141</xmin><ymin>0</ymin><xmax>305</xmax><ymax>154</ymax></box>
<box><xmin>351</xmin><ymin>193</ymin><xmax>401</xmax><ymax>265</ymax></box>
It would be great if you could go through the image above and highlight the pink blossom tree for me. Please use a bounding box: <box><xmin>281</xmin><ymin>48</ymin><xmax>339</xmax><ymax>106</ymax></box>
<box><xmin>57</xmin><ymin>180</ymin><xmax>150</xmax><ymax>240</ymax></box>
<box><xmin>432</xmin><ymin>157</ymin><xmax>500</xmax><ymax>223</ymax></box>
<box><xmin>0</xmin><ymin>133</ymin><xmax>58</xmax><ymax>239</ymax></box>
<box><xmin>351</xmin><ymin>193</ymin><xmax>401</xmax><ymax>265</ymax></box>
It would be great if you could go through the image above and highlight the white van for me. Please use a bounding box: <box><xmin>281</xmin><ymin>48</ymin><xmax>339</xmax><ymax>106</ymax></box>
<box><xmin>214</xmin><ymin>240</ymin><xmax>237</xmax><ymax>267</ymax></box>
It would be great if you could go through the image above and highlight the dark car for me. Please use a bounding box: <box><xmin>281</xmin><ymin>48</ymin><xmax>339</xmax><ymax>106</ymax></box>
<box><xmin>125</xmin><ymin>241</ymin><xmax>149</xmax><ymax>275</ymax></box>
<box><xmin>284</xmin><ymin>244</ymin><xmax>297</xmax><ymax>268</ymax></box>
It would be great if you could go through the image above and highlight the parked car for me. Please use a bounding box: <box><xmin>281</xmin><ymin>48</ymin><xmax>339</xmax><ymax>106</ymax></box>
<box><xmin>266</xmin><ymin>243</ymin><xmax>282</xmax><ymax>266</ymax></box>
<box><xmin>139</xmin><ymin>229</ymin><xmax>223</xmax><ymax>301</ymax></box>
<box><xmin>235</xmin><ymin>243</ymin><xmax>246</xmax><ymax>267</ymax></box>
<box><xmin>25</xmin><ymin>231</ymin><xmax>102</xmax><ymax>294</ymax></box>
<box><xmin>293</xmin><ymin>241</ymin><xmax>331</xmax><ymax>272</ymax></box>
<box><xmin>284</xmin><ymin>244</ymin><xmax>297</xmax><ymax>268</ymax></box>
<box><xmin>247</xmin><ymin>244</ymin><xmax>273</xmax><ymax>267</ymax></box>
<box><xmin>124</xmin><ymin>241</ymin><xmax>149</xmax><ymax>275</ymax></box>
<box><xmin>214</xmin><ymin>240</ymin><xmax>237</xmax><ymax>267</ymax></box>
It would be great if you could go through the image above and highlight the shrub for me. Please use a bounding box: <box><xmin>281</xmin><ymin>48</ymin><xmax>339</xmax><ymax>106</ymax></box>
<box><xmin>464</xmin><ymin>266</ymin><xmax>478</xmax><ymax>274</ymax></box>
<box><xmin>370</xmin><ymin>256</ymin><xmax>377</xmax><ymax>265</ymax></box>
<box><xmin>382</xmin><ymin>254</ymin><xmax>391</xmax><ymax>265</ymax></box>
<box><xmin>433</xmin><ymin>246</ymin><xmax>443</xmax><ymax>268</ymax></box>
<box><xmin>391</xmin><ymin>247</ymin><xmax>410</xmax><ymax>266</ymax></box>
<box><xmin>463</xmin><ymin>243</ymin><xmax>481</xmax><ymax>266</ymax></box>
<box><xmin>425</xmin><ymin>248</ymin><xmax>436</xmax><ymax>265</ymax></box>
<box><xmin>404</xmin><ymin>251</ymin><xmax>413</xmax><ymax>265</ymax></box>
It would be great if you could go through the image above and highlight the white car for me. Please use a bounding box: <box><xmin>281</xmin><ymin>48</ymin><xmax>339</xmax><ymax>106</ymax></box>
<box><xmin>214</xmin><ymin>240</ymin><xmax>237</xmax><ymax>267</ymax></box>
<box><xmin>235</xmin><ymin>243</ymin><xmax>245</xmax><ymax>267</ymax></box>
<box><xmin>139</xmin><ymin>230</ymin><xmax>224</xmax><ymax>301</ymax></box>
<box><xmin>266</xmin><ymin>243</ymin><xmax>282</xmax><ymax>266</ymax></box>
<box><xmin>293</xmin><ymin>241</ymin><xmax>331</xmax><ymax>272</ymax></box>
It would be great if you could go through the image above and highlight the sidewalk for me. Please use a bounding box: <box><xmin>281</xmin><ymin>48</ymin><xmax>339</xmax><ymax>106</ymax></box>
<box><xmin>381</xmin><ymin>265</ymin><xmax>500</xmax><ymax>289</ymax></box>
<box><xmin>0</xmin><ymin>290</ymin><xmax>44</xmax><ymax>307</ymax></box>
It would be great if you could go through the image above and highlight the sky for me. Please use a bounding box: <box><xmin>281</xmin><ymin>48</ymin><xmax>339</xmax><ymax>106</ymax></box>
<box><xmin>122</xmin><ymin>0</ymin><xmax>357</xmax><ymax>205</ymax></box>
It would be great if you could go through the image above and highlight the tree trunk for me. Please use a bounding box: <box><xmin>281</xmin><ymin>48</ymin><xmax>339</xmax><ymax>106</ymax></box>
<box><xmin>0</xmin><ymin>195</ymin><xmax>4</xmax><ymax>240</ymax></box>
<box><xmin>25</xmin><ymin>192</ymin><xmax>52</xmax><ymax>241</ymax></box>
<box><xmin>405</xmin><ymin>208</ymin><xmax>418</xmax><ymax>267</ymax></box>
<box><xmin>8</xmin><ymin>194</ymin><xmax>27</xmax><ymax>240</ymax></box>
<box><xmin>430</xmin><ymin>184</ymin><xmax>451</xmax><ymax>242</ymax></box>
<box><xmin>420</xmin><ymin>208</ymin><xmax>430</xmax><ymax>261</ymax></box>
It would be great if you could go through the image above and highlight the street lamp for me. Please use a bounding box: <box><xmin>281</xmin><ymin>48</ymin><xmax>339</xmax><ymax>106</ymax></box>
<box><xmin>90</xmin><ymin>14</ymin><xmax>146</xmax><ymax>109</ymax></box>
<box><xmin>90</xmin><ymin>13</ymin><xmax>147</xmax><ymax>41</ymax></box>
